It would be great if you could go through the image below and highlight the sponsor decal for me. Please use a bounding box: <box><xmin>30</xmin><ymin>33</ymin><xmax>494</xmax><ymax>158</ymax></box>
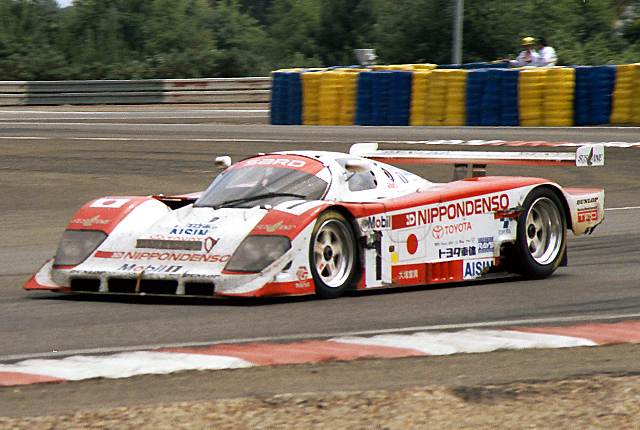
<box><xmin>244</xmin><ymin>158</ymin><xmax>306</xmax><ymax>168</ymax></box>
<box><xmin>391</xmin><ymin>264</ymin><xmax>426</xmax><ymax>285</ymax></box>
<box><xmin>203</xmin><ymin>237</ymin><xmax>219</xmax><ymax>253</ymax></box>
<box><xmin>392</xmin><ymin>194</ymin><xmax>509</xmax><ymax>229</ymax></box>
<box><xmin>463</xmin><ymin>259</ymin><xmax>494</xmax><ymax>280</ymax></box>
<box><xmin>148</xmin><ymin>234</ymin><xmax>199</xmax><ymax>242</ymax></box>
<box><xmin>95</xmin><ymin>251</ymin><xmax>230</xmax><ymax>263</ymax></box>
<box><xmin>576</xmin><ymin>197</ymin><xmax>598</xmax><ymax>206</ymax></box>
<box><xmin>439</xmin><ymin>246</ymin><xmax>477</xmax><ymax>259</ymax></box>
<box><xmin>397</xmin><ymin>269</ymin><xmax>420</xmax><ymax>281</ymax></box>
<box><xmin>255</xmin><ymin>220</ymin><xmax>295</xmax><ymax>233</ymax></box>
<box><xmin>296</xmin><ymin>266</ymin><xmax>309</xmax><ymax>281</ymax></box>
<box><xmin>477</xmin><ymin>236</ymin><xmax>495</xmax><ymax>254</ymax></box>
<box><xmin>576</xmin><ymin>146</ymin><xmax>604</xmax><ymax>167</ymax></box>
<box><xmin>577</xmin><ymin>207</ymin><xmax>598</xmax><ymax>223</ymax></box>
<box><xmin>498</xmin><ymin>218</ymin><xmax>513</xmax><ymax>235</ymax></box>
<box><xmin>169</xmin><ymin>223</ymin><xmax>215</xmax><ymax>236</ymax></box>
<box><xmin>90</xmin><ymin>198</ymin><xmax>131</xmax><ymax>209</ymax></box>
<box><xmin>117</xmin><ymin>263</ymin><xmax>182</xmax><ymax>273</ymax></box>
<box><xmin>362</xmin><ymin>215</ymin><xmax>391</xmax><ymax>230</ymax></box>
<box><xmin>432</xmin><ymin>221</ymin><xmax>472</xmax><ymax>239</ymax></box>
<box><xmin>71</xmin><ymin>215</ymin><xmax>110</xmax><ymax>227</ymax></box>
<box><xmin>294</xmin><ymin>280</ymin><xmax>312</xmax><ymax>289</ymax></box>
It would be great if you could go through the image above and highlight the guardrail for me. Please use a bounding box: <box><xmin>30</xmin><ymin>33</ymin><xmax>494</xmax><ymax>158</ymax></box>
<box><xmin>0</xmin><ymin>77</ymin><xmax>271</xmax><ymax>106</ymax></box>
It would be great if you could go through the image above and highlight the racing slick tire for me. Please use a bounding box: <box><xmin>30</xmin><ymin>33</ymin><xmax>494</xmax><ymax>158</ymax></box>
<box><xmin>309</xmin><ymin>210</ymin><xmax>358</xmax><ymax>299</ymax></box>
<box><xmin>513</xmin><ymin>187</ymin><xmax>567</xmax><ymax>279</ymax></box>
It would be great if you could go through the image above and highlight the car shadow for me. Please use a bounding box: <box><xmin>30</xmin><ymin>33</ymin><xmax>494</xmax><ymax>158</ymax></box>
<box><xmin>27</xmin><ymin>273</ymin><xmax>529</xmax><ymax>306</ymax></box>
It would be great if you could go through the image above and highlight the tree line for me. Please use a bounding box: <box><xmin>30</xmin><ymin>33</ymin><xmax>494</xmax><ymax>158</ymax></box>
<box><xmin>0</xmin><ymin>0</ymin><xmax>638</xmax><ymax>80</ymax></box>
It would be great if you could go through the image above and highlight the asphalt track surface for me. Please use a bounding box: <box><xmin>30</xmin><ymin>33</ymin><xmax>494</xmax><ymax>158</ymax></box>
<box><xmin>1</xmin><ymin>107</ymin><xmax>639</xmax><ymax>363</ymax></box>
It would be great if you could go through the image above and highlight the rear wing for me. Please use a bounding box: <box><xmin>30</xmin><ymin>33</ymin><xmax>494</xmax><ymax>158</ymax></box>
<box><xmin>350</xmin><ymin>142</ymin><xmax>604</xmax><ymax>180</ymax></box>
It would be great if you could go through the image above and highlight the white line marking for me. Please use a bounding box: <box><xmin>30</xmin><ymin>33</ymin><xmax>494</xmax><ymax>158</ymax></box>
<box><xmin>0</xmin><ymin>136</ymin><xmax>50</xmax><ymax>140</ymax></box>
<box><xmin>2</xmin><ymin>312</ymin><xmax>640</xmax><ymax>363</ymax></box>
<box><xmin>605</xmin><ymin>206</ymin><xmax>640</xmax><ymax>211</ymax></box>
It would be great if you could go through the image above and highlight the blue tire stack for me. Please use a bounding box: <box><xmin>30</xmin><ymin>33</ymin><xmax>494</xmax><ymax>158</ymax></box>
<box><xmin>355</xmin><ymin>71</ymin><xmax>374</xmax><ymax>125</ymax></box>
<box><xmin>480</xmin><ymin>69</ymin><xmax>502</xmax><ymax>125</ymax></box>
<box><xmin>500</xmin><ymin>69</ymin><xmax>519</xmax><ymax>126</ymax></box>
<box><xmin>591</xmin><ymin>66</ymin><xmax>615</xmax><ymax>125</ymax></box>
<box><xmin>388</xmin><ymin>71</ymin><xmax>412</xmax><ymax>126</ymax></box>
<box><xmin>270</xmin><ymin>71</ymin><xmax>302</xmax><ymax>125</ymax></box>
<box><xmin>573</xmin><ymin>66</ymin><xmax>592</xmax><ymax>125</ymax></box>
<box><xmin>465</xmin><ymin>70</ymin><xmax>486</xmax><ymax>125</ymax></box>
<box><xmin>270</xmin><ymin>72</ymin><xmax>288</xmax><ymax>125</ymax></box>
<box><xmin>371</xmin><ymin>71</ymin><xmax>392</xmax><ymax>125</ymax></box>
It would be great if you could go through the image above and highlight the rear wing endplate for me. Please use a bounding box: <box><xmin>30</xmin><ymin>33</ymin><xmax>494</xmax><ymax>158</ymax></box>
<box><xmin>350</xmin><ymin>142</ymin><xmax>604</xmax><ymax>180</ymax></box>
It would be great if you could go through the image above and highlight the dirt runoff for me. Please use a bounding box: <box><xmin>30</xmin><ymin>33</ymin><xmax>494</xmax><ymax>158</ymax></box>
<box><xmin>0</xmin><ymin>374</ymin><xmax>638</xmax><ymax>429</ymax></box>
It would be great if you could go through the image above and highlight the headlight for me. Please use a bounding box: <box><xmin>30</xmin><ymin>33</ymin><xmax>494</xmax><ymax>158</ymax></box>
<box><xmin>54</xmin><ymin>230</ymin><xmax>107</xmax><ymax>266</ymax></box>
<box><xmin>225</xmin><ymin>235</ymin><xmax>291</xmax><ymax>273</ymax></box>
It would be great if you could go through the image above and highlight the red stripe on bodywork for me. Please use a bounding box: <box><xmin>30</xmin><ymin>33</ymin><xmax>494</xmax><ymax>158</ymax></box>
<box><xmin>163</xmin><ymin>340</ymin><xmax>424</xmax><ymax>365</ymax></box>
<box><xmin>22</xmin><ymin>274</ymin><xmax>67</xmax><ymax>292</ymax></box>
<box><xmin>515</xmin><ymin>321</ymin><xmax>640</xmax><ymax>345</ymax></box>
<box><xmin>0</xmin><ymin>372</ymin><xmax>64</xmax><ymax>386</ymax></box>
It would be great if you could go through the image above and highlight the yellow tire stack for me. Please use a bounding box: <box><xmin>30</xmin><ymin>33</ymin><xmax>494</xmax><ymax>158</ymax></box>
<box><xmin>518</xmin><ymin>68</ymin><xmax>548</xmax><ymax>126</ymax></box>
<box><xmin>301</xmin><ymin>72</ymin><xmax>322</xmax><ymax>125</ymax></box>
<box><xmin>413</xmin><ymin>63</ymin><xmax>438</xmax><ymax>71</ymax></box>
<box><xmin>611</xmin><ymin>63</ymin><xmax>640</xmax><ymax>124</ymax></box>
<box><xmin>443</xmin><ymin>69</ymin><xmax>467</xmax><ymax>126</ymax></box>
<box><xmin>543</xmin><ymin>67</ymin><xmax>575</xmax><ymax>126</ymax></box>
<box><xmin>318</xmin><ymin>71</ymin><xmax>342</xmax><ymax>125</ymax></box>
<box><xmin>634</xmin><ymin>65</ymin><xmax>640</xmax><ymax>124</ymax></box>
<box><xmin>424</xmin><ymin>70</ymin><xmax>449</xmax><ymax>125</ymax></box>
<box><xmin>336</xmin><ymin>70</ymin><xmax>360</xmax><ymax>125</ymax></box>
<box><xmin>410</xmin><ymin>70</ymin><xmax>432</xmax><ymax>125</ymax></box>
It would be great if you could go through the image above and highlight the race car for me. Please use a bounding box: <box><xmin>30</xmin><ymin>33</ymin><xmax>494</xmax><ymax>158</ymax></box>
<box><xmin>24</xmin><ymin>143</ymin><xmax>605</xmax><ymax>299</ymax></box>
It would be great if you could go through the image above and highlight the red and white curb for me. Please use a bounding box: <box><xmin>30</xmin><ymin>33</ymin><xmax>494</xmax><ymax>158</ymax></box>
<box><xmin>1</xmin><ymin>320</ymin><xmax>639</xmax><ymax>387</ymax></box>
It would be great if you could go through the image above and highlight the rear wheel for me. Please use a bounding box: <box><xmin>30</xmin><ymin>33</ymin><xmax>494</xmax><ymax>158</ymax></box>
<box><xmin>309</xmin><ymin>211</ymin><xmax>358</xmax><ymax>299</ymax></box>
<box><xmin>513</xmin><ymin>188</ymin><xmax>567</xmax><ymax>278</ymax></box>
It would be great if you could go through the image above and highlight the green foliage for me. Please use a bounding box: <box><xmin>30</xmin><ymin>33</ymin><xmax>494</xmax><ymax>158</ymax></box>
<box><xmin>0</xmin><ymin>0</ymin><xmax>637</xmax><ymax>80</ymax></box>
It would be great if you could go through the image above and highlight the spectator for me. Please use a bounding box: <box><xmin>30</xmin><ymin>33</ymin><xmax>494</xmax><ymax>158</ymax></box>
<box><xmin>535</xmin><ymin>37</ymin><xmax>558</xmax><ymax>66</ymax></box>
<box><xmin>511</xmin><ymin>37</ymin><xmax>540</xmax><ymax>67</ymax></box>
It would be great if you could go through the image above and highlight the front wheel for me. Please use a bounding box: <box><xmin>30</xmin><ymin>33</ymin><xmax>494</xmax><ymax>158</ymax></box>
<box><xmin>512</xmin><ymin>188</ymin><xmax>567</xmax><ymax>278</ymax></box>
<box><xmin>309</xmin><ymin>211</ymin><xmax>358</xmax><ymax>299</ymax></box>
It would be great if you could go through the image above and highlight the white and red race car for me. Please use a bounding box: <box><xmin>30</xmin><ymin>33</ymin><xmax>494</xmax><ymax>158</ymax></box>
<box><xmin>24</xmin><ymin>143</ymin><xmax>605</xmax><ymax>299</ymax></box>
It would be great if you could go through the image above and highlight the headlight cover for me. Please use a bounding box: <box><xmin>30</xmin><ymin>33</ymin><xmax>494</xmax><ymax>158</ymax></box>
<box><xmin>225</xmin><ymin>235</ymin><xmax>291</xmax><ymax>273</ymax></box>
<box><xmin>54</xmin><ymin>230</ymin><xmax>107</xmax><ymax>266</ymax></box>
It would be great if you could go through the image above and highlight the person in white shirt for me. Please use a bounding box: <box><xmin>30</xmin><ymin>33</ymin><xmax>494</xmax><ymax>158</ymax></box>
<box><xmin>511</xmin><ymin>37</ymin><xmax>540</xmax><ymax>67</ymax></box>
<box><xmin>535</xmin><ymin>37</ymin><xmax>557</xmax><ymax>66</ymax></box>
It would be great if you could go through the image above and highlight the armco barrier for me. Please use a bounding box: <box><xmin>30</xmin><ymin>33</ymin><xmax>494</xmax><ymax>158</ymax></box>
<box><xmin>0</xmin><ymin>77</ymin><xmax>271</xmax><ymax>106</ymax></box>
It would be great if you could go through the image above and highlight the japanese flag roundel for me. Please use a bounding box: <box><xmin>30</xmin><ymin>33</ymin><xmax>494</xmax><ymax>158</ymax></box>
<box><xmin>90</xmin><ymin>198</ymin><xmax>131</xmax><ymax>209</ymax></box>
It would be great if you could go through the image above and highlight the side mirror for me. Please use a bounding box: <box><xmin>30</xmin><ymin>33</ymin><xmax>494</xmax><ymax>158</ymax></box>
<box><xmin>214</xmin><ymin>156</ymin><xmax>231</xmax><ymax>170</ymax></box>
<box><xmin>344</xmin><ymin>159</ymin><xmax>371</xmax><ymax>174</ymax></box>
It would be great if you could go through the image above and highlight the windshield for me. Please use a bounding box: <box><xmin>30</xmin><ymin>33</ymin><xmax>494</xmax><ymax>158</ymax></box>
<box><xmin>195</xmin><ymin>160</ymin><xmax>329</xmax><ymax>209</ymax></box>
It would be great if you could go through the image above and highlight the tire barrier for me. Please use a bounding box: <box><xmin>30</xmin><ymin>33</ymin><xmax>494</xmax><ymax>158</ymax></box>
<box><xmin>611</xmin><ymin>63</ymin><xmax>640</xmax><ymax>124</ymax></box>
<box><xmin>0</xmin><ymin>77</ymin><xmax>271</xmax><ymax>107</ymax></box>
<box><xmin>271</xmin><ymin>63</ymin><xmax>640</xmax><ymax>126</ymax></box>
